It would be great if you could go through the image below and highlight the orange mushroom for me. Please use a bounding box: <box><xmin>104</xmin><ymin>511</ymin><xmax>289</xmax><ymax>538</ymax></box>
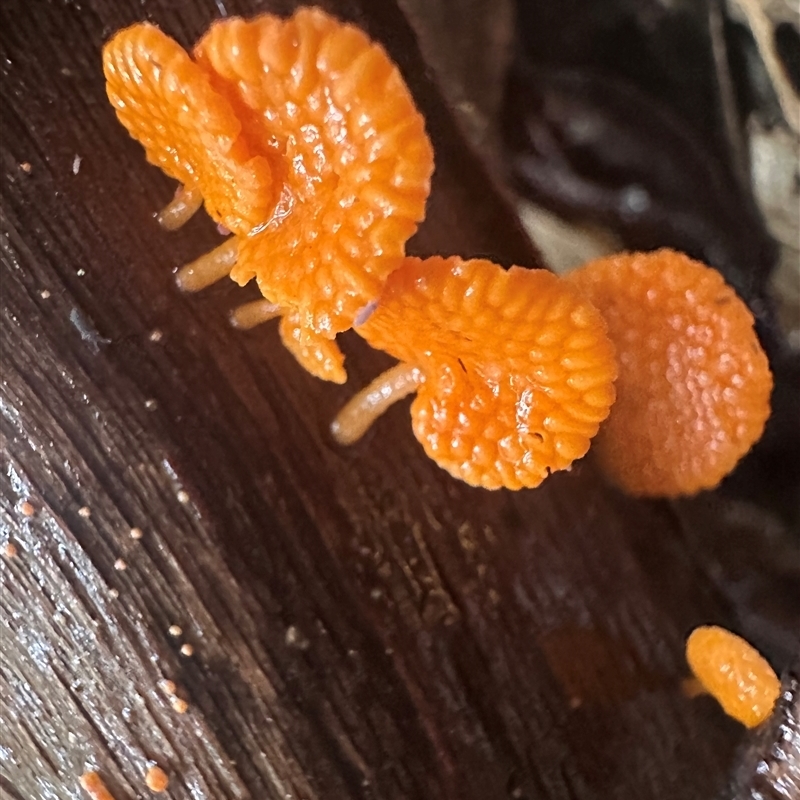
<box><xmin>103</xmin><ymin>24</ymin><xmax>274</xmax><ymax>236</ymax></box>
<box><xmin>685</xmin><ymin>625</ymin><xmax>780</xmax><ymax>728</ymax></box>
<box><xmin>333</xmin><ymin>256</ymin><xmax>617</xmax><ymax>489</ymax></box>
<box><xmin>567</xmin><ymin>250</ymin><xmax>772</xmax><ymax>496</ymax></box>
<box><xmin>103</xmin><ymin>8</ymin><xmax>434</xmax><ymax>383</ymax></box>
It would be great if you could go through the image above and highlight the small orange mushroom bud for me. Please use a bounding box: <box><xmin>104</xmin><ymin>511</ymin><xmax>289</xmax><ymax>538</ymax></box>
<box><xmin>103</xmin><ymin>9</ymin><xmax>434</xmax><ymax>383</ymax></box>
<box><xmin>685</xmin><ymin>625</ymin><xmax>780</xmax><ymax>728</ymax></box>
<box><xmin>567</xmin><ymin>249</ymin><xmax>772</xmax><ymax>496</ymax></box>
<box><xmin>335</xmin><ymin>256</ymin><xmax>617</xmax><ymax>489</ymax></box>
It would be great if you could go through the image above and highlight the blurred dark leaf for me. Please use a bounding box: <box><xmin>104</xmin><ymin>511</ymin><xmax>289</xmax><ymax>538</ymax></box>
<box><xmin>397</xmin><ymin>0</ymin><xmax>514</xmax><ymax>157</ymax></box>
<box><xmin>512</xmin><ymin>0</ymin><xmax>744</xmax><ymax>167</ymax></box>
<box><xmin>502</xmin><ymin>65</ymin><xmax>778</xmax><ymax>304</ymax></box>
<box><xmin>502</xmin><ymin>0</ymin><xmax>798</xmax><ymax>526</ymax></box>
<box><xmin>505</xmin><ymin>0</ymin><xmax>790</xmax><ymax>312</ymax></box>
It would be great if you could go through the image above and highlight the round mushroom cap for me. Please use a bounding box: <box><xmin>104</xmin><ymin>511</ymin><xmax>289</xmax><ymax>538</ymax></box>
<box><xmin>568</xmin><ymin>249</ymin><xmax>773</xmax><ymax>496</ymax></box>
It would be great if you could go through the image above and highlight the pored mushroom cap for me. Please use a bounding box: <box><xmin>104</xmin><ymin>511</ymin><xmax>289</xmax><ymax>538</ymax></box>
<box><xmin>568</xmin><ymin>249</ymin><xmax>773</xmax><ymax>496</ymax></box>
<box><xmin>102</xmin><ymin>23</ymin><xmax>274</xmax><ymax>235</ymax></box>
<box><xmin>358</xmin><ymin>256</ymin><xmax>618</xmax><ymax>489</ymax></box>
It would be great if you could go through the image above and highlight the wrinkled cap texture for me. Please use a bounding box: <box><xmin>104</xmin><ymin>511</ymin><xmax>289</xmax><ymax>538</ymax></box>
<box><xmin>103</xmin><ymin>23</ymin><xmax>275</xmax><ymax>235</ymax></box>
<box><xmin>568</xmin><ymin>249</ymin><xmax>772</xmax><ymax>496</ymax></box>
<box><xmin>103</xmin><ymin>9</ymin><xmax>434</xmax><ymax>383</ymax></box>
<box><xmin>359</xmin><ymin>256</ymin><xmax>618</xmax><ymax>489</ymax></box>
<box><xmin>686</xmin><ymin>626</ymin><xmax>780</xmax><ymax>728</ymax></box>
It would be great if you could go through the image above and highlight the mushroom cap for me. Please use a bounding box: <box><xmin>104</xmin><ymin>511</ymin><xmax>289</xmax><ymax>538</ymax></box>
<box><xmin>567</xmin><ymin>249</ymin><xmax>773</xmax><ymax>496</ymax></box>
<box><xmin>358</xmin><ymin>256</ymin><xmax>617</xmax><ymax>489</ymax></box>
<box><xmin>686</xmin><ymin>626</ymin><xmax>780</xmax><ymax>728</ymax></box>
<box><xmin>194</xmin><ymin>8</ymin><xmax>434</xmax><ymax>337</ymax></box>
<box><xmin>278</xmin><ymin>310</ymin><xmax>347</xmax><ymax>385</ymax></box>
<box><xmin>102</xmin><ymin>23</ymin><xmax>274</xmax><ymax>235</ymax></box>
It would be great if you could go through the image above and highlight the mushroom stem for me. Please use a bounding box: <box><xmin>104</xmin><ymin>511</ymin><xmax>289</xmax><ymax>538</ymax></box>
<box><xmin>680</xmin><ymin>677</ymin><xmax>707</xmax><ymax>699</ymax></box>
<box><xmin>331</xmin><ymin>363</ymin><xmax>423</xmax><ymax>445</ymax></box>
<box><xmin>230</xmin><ymin>298</ymin><xmax>283</xmax><ymax>329</ymax></box>
<box><xmin>157</xmin><ymin>185</ymin><xmax>204</xmax><ymax>231</ymax></box>
<box><xmin>176</xmin><ymin>238</ymin><xmax>238</xmax><ymax>292</ymax></box>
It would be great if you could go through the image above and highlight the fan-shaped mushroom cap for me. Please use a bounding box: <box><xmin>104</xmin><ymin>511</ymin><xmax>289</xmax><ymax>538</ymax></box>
<box><xmin>358</xmin><ymin>256</ymin><xmax>617</xmax><ymax>489</ymax></box>
<box><xmin>103</xmin><ymin>23</ymin><xmax>274</xmax><ymax>235</ymax></box>
<box><xmin>194</xmin><ymin>9</ymin><xmax>432</xmax><ymax>340</ymax></box>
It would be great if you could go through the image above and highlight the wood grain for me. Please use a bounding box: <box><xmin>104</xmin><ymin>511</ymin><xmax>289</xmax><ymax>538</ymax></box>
<box><xmin>0</xmin><ymin>1</ymin><xmax>792</xmax><ymax>799</ymax></box>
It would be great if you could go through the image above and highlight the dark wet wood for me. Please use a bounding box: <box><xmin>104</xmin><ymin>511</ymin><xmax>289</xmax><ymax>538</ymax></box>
<box><xmin>0</xmin><ymin>1</ymin><xmax>793</xmax><ymax>799</ymax></box>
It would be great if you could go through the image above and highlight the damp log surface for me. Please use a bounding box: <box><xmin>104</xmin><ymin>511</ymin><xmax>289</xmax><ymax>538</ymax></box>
<box><xmin>0</xmin><ymin>1</ymin><xmax>768</xmax><ymax>798</ymax></box>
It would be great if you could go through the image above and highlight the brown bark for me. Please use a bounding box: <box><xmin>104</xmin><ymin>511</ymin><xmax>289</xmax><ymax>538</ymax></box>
<box><xmin>0</xmin><ymin>1</ymin><xmax>793</xmax><ymax>799</ymax></box>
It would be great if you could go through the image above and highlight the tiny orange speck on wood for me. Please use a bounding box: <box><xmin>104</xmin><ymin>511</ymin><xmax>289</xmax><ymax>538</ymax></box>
<box><xmin>79</xmin><ymin>771</ymin><xmax>116</xmax><ymax>800</ymax></box>
<box><xmin>145</xmin><ymin>765</ymin><xmax>169</xmax><ymax>793</ymax></box>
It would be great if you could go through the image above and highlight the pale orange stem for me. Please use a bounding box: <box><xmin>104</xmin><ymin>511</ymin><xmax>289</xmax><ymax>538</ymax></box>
<box><xmin>157</xmin><ymin>185</ymin><xmax>203</xmax><ymax>231</ymax></box>
<box><xmin>176</xmin><ymin>238</ymin><xmax>238</xmax><ymax>292</ymax></box>
<box><xmin>331</xmin><ymin>363</ymin><xmax>423</xmax><ymax>445</ymax></box>
<box><xmin>229</xmin><ymin>298</ymin><xmax>283</xmax><ymax>329</ymax></box>
<box><xmin>681</xmin><ymin>677</ymin><xmax>708</xmax><ymax>699</ymax></box>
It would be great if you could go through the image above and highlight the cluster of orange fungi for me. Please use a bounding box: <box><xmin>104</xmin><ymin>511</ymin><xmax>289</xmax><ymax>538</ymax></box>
<box><xmin>103</xmin><ymin>6</ymin><xmax>772</xmax><ymax>493</ymax></box>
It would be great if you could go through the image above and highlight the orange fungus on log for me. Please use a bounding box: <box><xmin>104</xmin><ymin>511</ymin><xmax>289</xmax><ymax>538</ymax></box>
<box><xmin>686</xmin><ymin>625</ymin><xmax>780</xmax><ymax>728</ymax></box>
<box><xmin>567</xmin><ymin>249</ymin><xmax>772</xmax><ymax>496</ymax></box>
<box><xmin>103</xmin><ymin>24</ymin><xmax>274</xmax><ymax>236</ymax></box>
<box><xmin>102</xmin><ymin>8</ymin><xmax>434</xmax><ymax>384</ymax></box>
<box><xmin>348</xmin><ymin>256</ymin><xmax>618</xmax><ymax>490</ymax></box>
<box><xmin>195</xmin><ymin>9</ymin><xmax>434</xmax><ymax>335</ymax></box>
